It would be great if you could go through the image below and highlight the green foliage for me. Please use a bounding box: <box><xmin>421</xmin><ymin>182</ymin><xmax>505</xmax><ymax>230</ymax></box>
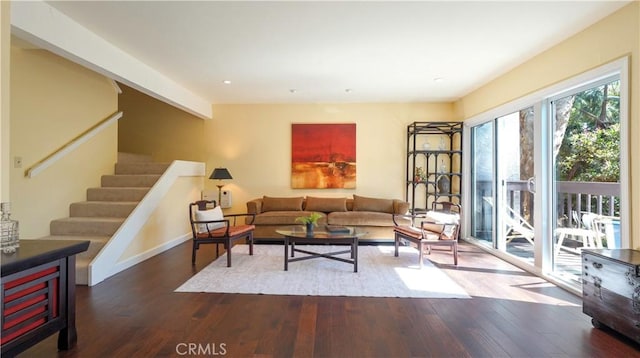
<box><xmin>558</xmin><ymin>124</ymin><xmax>620</xmax><ymax>182</ymax></box>
<box><xmin>556</xmin><ymin>81</ymin><xmax>620</xmax><ymax>182</ymax></box>
<box><xmin>295</xmin><ymin>212</ymin><xmax>323</xmax><ymax>226</ymax></box>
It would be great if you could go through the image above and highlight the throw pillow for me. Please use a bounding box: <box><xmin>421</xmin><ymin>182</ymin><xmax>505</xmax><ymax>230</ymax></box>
<box><xmin>352</xmin><ymin>195</ymin><xmax>394</xmax><ymax>213</ymax></box>
<box><xmin>261</xmin><ymin>196</ymin><xmax>304</xmax><ymax>212</ymax></box>
<box><xmin>304</xmin><ymin>197</ymin><xmax>348</xmax><ymax>213</ymax></box>
<box><xmin>195</xmin><ymin>206</ymin><xmax>225</xmax><ymax>233</ymax></box>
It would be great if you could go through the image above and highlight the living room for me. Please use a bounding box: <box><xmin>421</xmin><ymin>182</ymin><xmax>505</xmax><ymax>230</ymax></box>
<box><xmin>2</xmin><ymin>1</ymin><xmax>640</xmax><ymax>356</ymax></box>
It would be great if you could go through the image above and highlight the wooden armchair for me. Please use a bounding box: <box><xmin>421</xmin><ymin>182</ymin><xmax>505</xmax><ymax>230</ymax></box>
<box><xmin>392</xmin><ymin>201</ymin><xmax>461</xmax><ymax>267</ymax></box>
<box><xmin>189</xmin><ymin>200</ymin><xmax>256</xmax><ymax>267</ymax></box>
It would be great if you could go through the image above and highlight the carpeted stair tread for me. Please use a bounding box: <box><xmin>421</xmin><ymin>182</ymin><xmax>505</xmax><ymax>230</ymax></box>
<box><xmin>87</xmin><ymin>187</ymin><xmax>150</xmax><ymax>201</ymax></box>
<box><xmin>70</xmin><ymin>201</ymin><xmax>138</xmax><ymax>218</ymax></box>
<box><xmin>38</xmin><ymin>235</ymin><xmax>109</xmax><ymax>259</ymax></box>
<box><xmin>50</xmin><ymin>217</ymin><xmax>125</xmax><ymax>236</ymax></box>
<box><xmin>101</xmin><ymin>174</ymin><xmax>161</xmax><ymax>187</ymax></box>
<box><xmin>53</xmin><ymin>154</ymin><xmax>172</xmax><ymax>285</ymax></box>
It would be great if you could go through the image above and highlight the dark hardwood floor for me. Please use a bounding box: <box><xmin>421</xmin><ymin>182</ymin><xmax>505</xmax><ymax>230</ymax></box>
<box><xmin>20</xmin><ymin>241</ymin><xmax>640</xmax><ymax>357</ymax></box>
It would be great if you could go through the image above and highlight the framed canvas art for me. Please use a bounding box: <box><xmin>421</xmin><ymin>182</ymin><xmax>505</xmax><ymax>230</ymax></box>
<box><xmin>291</xmin><ymin>123</ymin><xmax>356</xmax><ymax>189</ymax></box>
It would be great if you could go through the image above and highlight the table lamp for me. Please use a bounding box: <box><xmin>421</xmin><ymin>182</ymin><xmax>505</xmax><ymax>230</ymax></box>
<box><xmin>209</xmin><ymin>168</ymin><xmax>233</xmax><ymax>206</ymax></box>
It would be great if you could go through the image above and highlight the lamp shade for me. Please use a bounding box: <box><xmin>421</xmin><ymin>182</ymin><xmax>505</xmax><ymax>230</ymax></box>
<box><xmin>209</xmin><ymin>168</ymin><xmax>233</xmax><ymax>180</ymax></box>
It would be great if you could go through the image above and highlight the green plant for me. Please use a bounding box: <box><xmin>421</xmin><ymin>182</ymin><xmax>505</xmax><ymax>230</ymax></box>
<box><xmin>295</xmin><ymin>212</ymin><xmax>323</xmax><ymax>227</ymax></box>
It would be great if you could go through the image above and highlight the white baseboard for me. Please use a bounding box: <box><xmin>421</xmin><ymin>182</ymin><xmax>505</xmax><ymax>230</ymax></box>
<box><xmin>109</xmin><ymin>233</ymin><xmax>192</xmax><ymax>279</ymax></box>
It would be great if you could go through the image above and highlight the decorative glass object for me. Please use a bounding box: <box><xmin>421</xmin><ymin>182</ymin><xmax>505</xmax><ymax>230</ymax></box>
<box><xmin>437</xmin><ymin>161</ymin><xmax>450</xmax><ymax>194</ymax></box>
<box><xmin>1</xmin><ymin>202</ymin><xmax>20</xmax><ymax>253</ymax></box>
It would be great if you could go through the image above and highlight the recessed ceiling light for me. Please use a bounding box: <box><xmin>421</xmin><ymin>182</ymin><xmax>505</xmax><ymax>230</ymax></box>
<box><xmin>223</xmin><ymin>80</ymin><xmax>231</xmax><ymax>84</ymax></box>
<box><xmin>289</xmin><ymin>89</ymin><xmax>297</xmax><ymax>93</ymax></box>
<box><xmin>345</xmin><ymin>88</ymin><xmax>352</xmax><ymax>93</ymax></box>
<box><xmin>433</xmin><ymin>77</ymin><xmax>444</xmax><ymax>83</ymax></box>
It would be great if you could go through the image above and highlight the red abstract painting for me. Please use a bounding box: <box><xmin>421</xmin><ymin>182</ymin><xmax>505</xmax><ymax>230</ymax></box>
<box><xmin>291</xmin><ymin>123</ymin><xmax>356</xmax><ymax>189</ymax></box>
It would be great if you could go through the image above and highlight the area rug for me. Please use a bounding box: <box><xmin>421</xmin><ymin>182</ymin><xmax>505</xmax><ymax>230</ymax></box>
<box><xmin>176</xmin><ymin>245</ymin><xmax>470</xmax><ymax>298</ymax></box>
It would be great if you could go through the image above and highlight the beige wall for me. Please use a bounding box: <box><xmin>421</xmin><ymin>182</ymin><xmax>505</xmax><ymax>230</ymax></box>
<box><xmin>205</xmin><ymin>103</ymin><xmax>455</xmax><ymax>213</ymax></box>
<box><xmin>118</xmin><ymin>176</ymin><xmax>202</xmax><ymax>262</ymax></box>
<box><xmin>118</xmin><ymin>84</ymin><xmax>207</xmax><ymax>163</ymax></box>
<box><xmin>10</xmin><ymin>46</ymin><xmax>118</xmax><ymax>239</ymax></box>
<box><xmin>118</xmin><ymin>99</ymin><xmax>456</xmax><ymax>213</ymax></box>
<box><xmin>1</xmin><ymin>2</ymin><xmax>10</xmax><ymax>202</ymax></box>
<box><xmin>456</xmin><ymin>2</ymin><xmax>639</xmax><ymax>247</ymax></box>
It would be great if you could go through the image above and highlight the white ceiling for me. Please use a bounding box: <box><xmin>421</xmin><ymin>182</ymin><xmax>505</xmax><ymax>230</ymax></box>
<box><xmin>45</xmin><ymin>1</ymin><xmax>630</xmax><ymax>104</ymax></box>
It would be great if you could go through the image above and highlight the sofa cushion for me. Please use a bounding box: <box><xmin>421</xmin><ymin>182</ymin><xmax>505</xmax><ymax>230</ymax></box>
<box><xmin>352</xmin><ymin>195</ymin><xmax>394</xmax><ymax>214</ymax></box>
<box><xmin>328</xmin><ymin>211</ymin><xmax>395</xmax><ymax>227</ymax></box>
<box><xmin>253</xmin><ymin>211</ymin><xmax>327</xmax><ymax>225</ymax></box>
<box><xmin>304</xmin><ymin>196</ymin><xmax>347</xmax><ymax>213</ymax></box>
<box><xmin>261</xmin><ymin>196</ymin><xmax>304</xmax><ymax>212</ymax></box>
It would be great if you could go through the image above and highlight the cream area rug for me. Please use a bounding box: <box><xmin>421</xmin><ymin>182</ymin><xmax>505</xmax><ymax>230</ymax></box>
<box><xmin>176</xmin><ymin>245</ymin><xmax>470</xmax><ymax>299</ymax></box>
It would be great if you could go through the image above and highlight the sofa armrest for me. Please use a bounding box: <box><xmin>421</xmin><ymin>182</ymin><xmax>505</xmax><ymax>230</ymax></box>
<box><xmin>246</xmin><ymin>198</ymin><xmax>263</xmax><ymax>215</ymax></box>
<box><xmin>393</xmin><ymin>199</ymin><xmax>410</xmax><ymax>215</ymax></box>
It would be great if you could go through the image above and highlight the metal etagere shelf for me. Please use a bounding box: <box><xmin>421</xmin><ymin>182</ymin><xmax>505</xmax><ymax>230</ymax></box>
<box><xmin>405</xmin><ymin>122</ymin><xmax>463</xmax><ymax>214</ymax></box>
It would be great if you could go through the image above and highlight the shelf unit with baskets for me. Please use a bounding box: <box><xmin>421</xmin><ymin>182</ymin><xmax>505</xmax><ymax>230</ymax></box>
<box><xmin>405</xmin><ymin>121</ymin><xmax>463</xmax><ymax>214</ymax></box>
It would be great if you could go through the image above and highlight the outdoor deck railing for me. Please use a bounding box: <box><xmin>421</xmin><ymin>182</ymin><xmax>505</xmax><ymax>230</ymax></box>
<box><xmin>474</xmin><ymin>180</ymin><xmax>620</xmax><ymax>232</ymax></box>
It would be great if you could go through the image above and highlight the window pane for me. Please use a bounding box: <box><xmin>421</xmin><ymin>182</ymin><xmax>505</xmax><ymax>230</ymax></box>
<box><xmin>552</xmin><ymin>79</ymin><xmax>621</xmax><ymax>286</ymax></box>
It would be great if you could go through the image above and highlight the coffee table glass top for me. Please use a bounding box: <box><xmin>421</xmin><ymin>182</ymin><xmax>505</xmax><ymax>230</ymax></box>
<box><xmin>276</xmin><ymin>225</ymin><xmax>365</xmax><ymax>239</ymax></box>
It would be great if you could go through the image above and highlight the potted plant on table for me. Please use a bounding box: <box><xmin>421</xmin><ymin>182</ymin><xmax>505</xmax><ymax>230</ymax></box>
<box><xmin>295</xmin><ymin>212</ymin><xmax>323</xmax><ymax>235</ymax></box>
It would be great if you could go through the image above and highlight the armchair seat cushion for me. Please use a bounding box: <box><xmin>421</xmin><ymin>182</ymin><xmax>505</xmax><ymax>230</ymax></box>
<box><xmin>394</xmin><ymin>224</ymin><xmax>455</xmax><ymax>241</ymax></box>
<box><xmin>196</xmin><ymin>224</ymin><xmax>256</xmax><ymax>239</ymax></box>
<box><xmin>394</xmin><ymin>225</ymin><xmax>421</xmax><ymax>237</ymax></box>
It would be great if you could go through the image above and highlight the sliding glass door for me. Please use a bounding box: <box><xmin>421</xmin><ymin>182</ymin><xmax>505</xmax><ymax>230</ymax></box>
<box><xmin>550</xmin><ymin>77</ymin><xmax>621</xmax><ymax>284</ymax></box>
<box><xmin>465</xmin><ymin>59</ymin><xmax>627</xmax><ymax>291</ymax></box>
<box><xmin>471</xmin><ymin>108</ymin><xmax>535</xmax><ymax>267</ymax></box>
<box><xmin>470</xmin><ymin>121</ymin><xmax>494</xmax><ymax>244</ymax></box>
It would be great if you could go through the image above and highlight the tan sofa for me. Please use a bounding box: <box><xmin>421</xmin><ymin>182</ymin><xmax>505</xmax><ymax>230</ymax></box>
<box><xmin>246</xmin><ymin>195</ymin><xmax>411</xmax><ymax>242</ymax></box>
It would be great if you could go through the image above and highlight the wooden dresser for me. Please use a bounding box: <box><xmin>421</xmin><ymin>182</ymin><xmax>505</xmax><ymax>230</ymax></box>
<box><xmin>582</xmin><ymin>249</ymin><xmax>640</xmax><ymax>343</ymax></box>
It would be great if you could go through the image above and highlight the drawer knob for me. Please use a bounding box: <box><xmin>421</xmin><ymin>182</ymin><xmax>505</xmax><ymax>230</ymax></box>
<box><xmin>592</xmin><ymin>262</ymin><xmax>603</xmax><ymax>269</ymax></box>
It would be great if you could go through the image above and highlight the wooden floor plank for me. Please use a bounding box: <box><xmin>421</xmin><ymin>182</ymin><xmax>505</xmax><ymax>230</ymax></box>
<box><xmin>18</xmin><ymin>241</ymin><xmax>640</xmax><ymax>357</ymax></box>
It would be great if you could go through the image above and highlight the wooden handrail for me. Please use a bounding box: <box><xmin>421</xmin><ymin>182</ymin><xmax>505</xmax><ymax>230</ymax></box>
<box><xmin>26</xmin><ymin>111</ymin><xmax>123</xmax><ymax>178</ymax></box>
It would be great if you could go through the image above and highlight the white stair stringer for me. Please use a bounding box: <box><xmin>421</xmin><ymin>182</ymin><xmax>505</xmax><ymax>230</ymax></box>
<box><xmin>87</xmin><ymin>160</ymin><xmax>205</xmax><ymax>286</ymax></box>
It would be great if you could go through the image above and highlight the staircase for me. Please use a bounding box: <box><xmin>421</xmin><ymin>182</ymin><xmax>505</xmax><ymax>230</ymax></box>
<box><xmin>42</xmin><ymin>153</ymin><xmax>170</xmax><ymax>285</ymax></box>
